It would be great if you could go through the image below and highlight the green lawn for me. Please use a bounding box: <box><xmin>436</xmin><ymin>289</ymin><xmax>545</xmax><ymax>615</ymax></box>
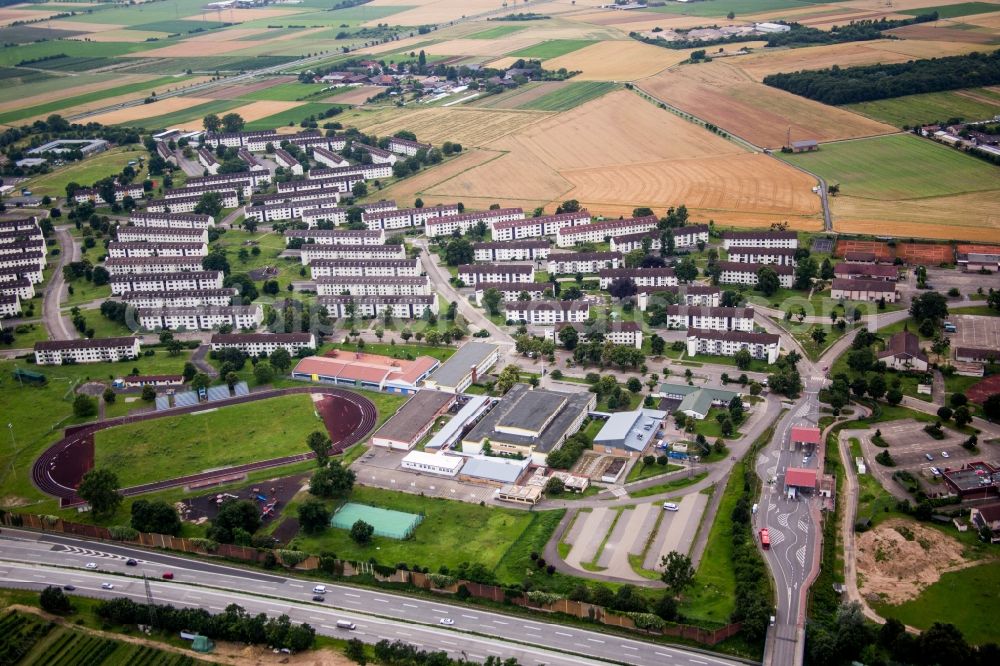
<box><xmin>874</xmin><ymin>560</ymin><xmax>1000</xmax><ymax>644</ymax></box>
<box><xmin>899</xmin><ymin>2</ymin><xmax>1000</xmax><ymax>19</ymax></box>
<box><xmin>508</xmin><ymin>40</ymin><xmax>595</xmax><ymax>59</ymax></box>
<box><xmin>0</xmin><ymin>321</ymin><xmax>47</xmax><ymax>349</ymax></box>
<box><xmin>843</xmin><ymin>89</ymin><xmax>1000</xmax><ymax>128</ymax></box>
<box><xmin>778</xmin><ymin>134</ymin><xmax>1000</xmax><ymax>200</ymax></box>
<box><xmin>64</xmin><ymin>277</ymin><xmax>112</xmax><ymax>308</ymax></box>
<box><xmin>645</xmin><ymin>0</ymin><xmax>821</xmax><ymax>17</ymax></box>
<box><xmin>0</xmin><ymin>75</ymin><xmax>188</xmax><ymax>125</ymax></box>
<box><xmin>94</xmin><ymin>393</ymin><xmax>322</xmax><ymax>487</ymax></box>
<box><xmin>848</xmin><ymin>438</ymin><xmax>896</xmax><ymax>523</ymax></box>
<box><xmin>244</xmin><ymin>103</ymin><xmax>344</xmax><ymax>131</ymax></box>
<box><xmin>950</xmin><ymin>305</ymin><xmax>1000</xmax><ymax>317</ymax></box>
<box><xmin>291</xmin><ymin>486</ymin><xmax>537</xmax><ymax>573</ymax></box>
<box><xmin>694</xmin><ymin>408</ymin><xmax>743</xmax><ymax>440</ymax></box>
<box><xmin>21</xmin><ymin>146</ymin><xmax>148</xmax><ymax>197</ymax></box>
<box><xmin>681</xmin><ymin>475</ymin><xmax>741</xmax><ymax>622</ymax></box>
<box><xmin>468</xmin><ymin>24</ymin><xmax>528</xmax><ymax>39</ymax></box>
<box><xmin>521</xmin><ymin>81</ymin><xmax>617</xmax><ymax>112</ymax></box>
<box><xmin>629</xmin><ymin>471</ymin><xmax>707</xmax><ymax>498</ymax></box>
<box><xmin>626</xmin><ymin>460</ymin><xmax>682</xmax><ymax>483</ymax></box>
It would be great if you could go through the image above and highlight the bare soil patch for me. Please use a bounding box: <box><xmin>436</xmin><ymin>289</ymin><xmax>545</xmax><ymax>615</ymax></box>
<box><xmin>85</xmin><ymin>96</ymin><xmax>216</xmax><ymax>125</ymax></box>
<box><xmin>424</xmin><ymin>37</ymin><xmax>541</xmax><ymax>57</ymax></box>
<box><xmin>224</xmin><ymin>100</ymin><xmax>303</xmax><ymax>123</ymax></box>
<box><xmin>832</xmin><ymin>189</ymin><xmax>1000</xmax><ymax>242</ymax></box>
<box><xmin>856</xmin><ymin>518</ymin><xmax>972</xmax><ymax>605</ymax></box>
<box><xmin>543</xmin><ymin>39</ymin><xmax>687</xmax><ymax>81</ymax></box>
<box><xmin>885</xmin><ymin>23</ymin><xmax>997</xmax><ymax>43</ymax></box>
<box><xmin>325</xmin><ymin>85</ymin><xmax>382</xmax><ymax>105</ymax></box>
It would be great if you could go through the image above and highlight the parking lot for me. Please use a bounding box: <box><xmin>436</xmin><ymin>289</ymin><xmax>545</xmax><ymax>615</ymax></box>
<box><xmin>352</xmin><ymin>447</ymin><xmax>499</xmax><ymax>505</ymax></box>
<box><xmin>950</xmin><ymin>314</ymin><xmax>1000</xmax><ymax>350</ymax></box>
<box><xmin>858</xmin><ymin>420</ymin><xmax>980</xmax><ymax>497</ymax></box>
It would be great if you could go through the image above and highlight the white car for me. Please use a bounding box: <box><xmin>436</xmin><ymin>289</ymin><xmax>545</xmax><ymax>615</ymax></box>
<box><xmin>85</xmin><ymin>562</ymin><xmax>98</xmax><ymax>570</ymax></box>
<box><xmin>941</xmin><ymin>451</ymin><xmax>950</xmax><ymax>458</ymax></box>
<box><xmin>662</xmin><ymin>502</ymin><xmax>679</xmax><ymax>512</ymax></box>
<box><xmin>101</xmin><ymin>582</ymin><xmax>114</xmax><ymax>590</ymax></box>
<box><xmin>439</xmin><ymin>618</ymin><xmax>455</xmax><ymax>626</ymax></box>
<box><xmin>312</xmin><ymin>585</ymin><xmax>327</xmax><ymax>595</ymax></box>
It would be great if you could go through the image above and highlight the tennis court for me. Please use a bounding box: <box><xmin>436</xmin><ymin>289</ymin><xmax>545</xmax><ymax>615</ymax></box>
<box><xmin>896</xmin><ymin>242</ymin><xmax>953</xmax><ymax>265</ymax></box>
<box><xmin>834</xmin><ymin>239</ymin><xmax>894</xmax><ymax>261</ymax></box>
<box><xmin>331</xmin><ymin>502</ymin><xmax>423</xmax><ymax>539</ymax></box>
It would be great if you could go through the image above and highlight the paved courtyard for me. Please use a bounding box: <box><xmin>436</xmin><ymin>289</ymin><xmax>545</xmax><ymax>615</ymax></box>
<box><xmin>951</xmin><ymin>314</ymin><xmax>1000</xmax><ymax>349</ymax></box>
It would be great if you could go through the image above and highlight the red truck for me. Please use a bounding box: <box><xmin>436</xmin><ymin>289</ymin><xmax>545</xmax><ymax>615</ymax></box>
<box><xmin>759</xmin><ymin>528</ymin><xmax>771</xmax><ymax>550</ymax></box>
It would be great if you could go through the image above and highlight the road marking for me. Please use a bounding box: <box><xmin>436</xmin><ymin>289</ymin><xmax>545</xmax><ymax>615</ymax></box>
<box><xmin>320</xmin><ymin>624</ymin><xmax>336</xmax><ymax>630</ymax></box>
<box><xmin>656</xmin><ymin>652</ymin><xmax>672</xmax><ymax>658</ymax></box>
<box><xmin>403</xmin><ymin>603</ymin><xmax>418</xmax><ymax>608</ymax></box>
<box><xmin>266</xmin><ymin>608</ymin><xmax>281</xmax><ymax>614</ymax></box>
<box><xmin>493</xmin><ymin>620</ymin><xmax>508</xmax><ymax>625</ymax></box>
<box><xmin>395</xmin><ymin>631</ymin><xmax>411</xmax><ymax>637</ymax></box>
<box><xmin>555</xmin><ymin>631</ymin><xmax>573</xmax><ymax>637</ymax></box>
<box><xmin>440</xmin><ymin>640</ymin><xmax>457</xmax><ymax>646</ymax></box>
<box><xmin>288</xmin><ymin>583</ymin><xmax>303</xmax><ymax>588</ymax></box>
<box><xmin>344</xmin><ymin>593</ymin><xmax>361</xmax><ymax>598</ymax></box>
<box><xmin>587</xmin><ymin>638</ymin><xmax>605</xmax><ymax>644</ymax></box>
<box><xmin>462</xmin><ymin>614</ymin><xmax>477</xmax><ymax>619</ymax></box>
<box><xmin>689</xmin><ymin>659</ymin><xmax>707</xmax><ymax>665</ymax></box>
<box><xmin>309</xmin><ymin>616</ymin><xmax>324</xmax><ymax>622</ymax></box>
<box><xmin>622</xmin><ymin>645</ymin><xmax>638</xmax><ymax>650</ymax></box>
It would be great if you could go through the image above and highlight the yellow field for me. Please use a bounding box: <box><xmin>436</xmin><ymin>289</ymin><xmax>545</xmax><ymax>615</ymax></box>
<box><xmin>423</xmin><ymin>37</ymin><xmax>541</xmax><ymax>57</ymax></box>
<box><xmin>84</xmin><ymin>97</ymin><xmax>215</xmax><ymax>126</ymax></box>
<box><xmin>963</xmin><ymin>10</ymin><xmax>1000</xmax><ymax>28</ymax></box>
<box><xmin>0</xmin><ymin>7</ymin><xmax>61</xmax><ymax>25</ymax></box>
<box><xmin>543</xmin><ymin>39</ymin><xmax>689</xmax><ymax>81</ymax></box>
<box><xmin>639</xmin><ymin>59</ymin><xmax>896</xmax><ymax>148</ymax></box>
<box><xmin>224</xmin><ymin>100</ymin><xmax>303</xmax><ymax>123</ymax></box>
<box><xmin>181</xmin><ymin>8</ymin><xmax>304</xmax><ymax>22</ymax></box>
<box><xmin>72</xmin><ymin>29</ymin><xmax>170</xmax><ymax>43</ymax></box>
<box><xmin>832</xmin><ymin>190</ymin><xmax>1000</xmax><ymax>242</ymax></box>
<box><xmin>327</xmin><ymin>85</ymin><xmax>383</xmax><ymax>105</ymax></box>
<box><xmin>365</xmin><ymin>0</ymin><xmax>515</xmax><ymax>25</ymax></box>
<box><xmin>349</xmin><ymin>107</ymin><xmax>553</xmax><ymax>147</ymax></box>
<box><xmin>0</xmin><ymin>74</ymin><xmax>157</xmax><ymax>113</ymax></box>
<box><xmin>409</xmin><ymin>90</ymin><xmax>820</xmax><ymax>227</ymax></box>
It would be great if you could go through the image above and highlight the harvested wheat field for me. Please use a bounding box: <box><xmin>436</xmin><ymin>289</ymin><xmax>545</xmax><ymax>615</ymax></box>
<box><xmin>543</xmin><ymin>40</ymin><xmax>688</xmax><ymax>81</ymax></box>
<box><xmin>963</xmin><ymin>10</ymin><xmax>1000</xmax><ymax>28</ymax></box>
<box><xmin>470</xmin><ymin>82</ymin><xmax>565</xmax><ymax>109</ymax></box>
<box><xmin>366</xmin><ymin>0</ymin><xmax>517</xmax><ymax>25</ymax></box>
<box><xmin>424</xmin><ymin>37</ymin><xmax>541</xmax><ymax>57</ymax></box>
<box><xmin>640</xmin><ymin>60</ymin><xmax>895</xmax><ymax>148</ymax></box>
<box><xmin>350</xmin><ymin>107</ymin><xmax>552</xmax><ymax>147</ymax></box>
<box><xmin>0</xmin><ymin>74</ymin><xmax>153</xmax><ymax>113</ymax></box>
<box><xmin>885</xmin><ymin>23</ymin><xmax>998</xmax><ymax>43</ymax></box>
<box><xmin>70</xmin><ymin>29</ymin><xmax>170</xmax><ymax>42</ymax></box>
<box><xmin>832</xmin><ymin>190</ymin><xmax>1000</xmax><ymax>242</ymax></box>
<box><xmin>181</xmin><ymin>8</ymin><xmax>304</xmax><ymax>22</ymax></box>
<box><xmin>856</xmin><ymin>519</ymin><xmax>972</xmax><ymax>605</ymax></box>
<box><xmin>204</xmin><ymin>77</ymin><xmax>295</xmax><ymax>100</ymax></box>
<box><xmin>134</xmin><ymin>39</ymin><xmax>260</xmax><ymax>58</ymax></box>
<box><xmin>374</xmin><ymin>148</ymin><xmax>525</xmax><ymax>208</ymax></box>
<box><xmin>84</xmin><ymin>97</ymin><xmax>215</xmax><ymax>126</ymax></box>
<box><xmin>326</xmin><ymin>85</ymin><xmax>383</xmax><ymax>105</ymax></box>
<box><xmin>422</xmin><ymin>90</ymin><xmax>820</xmax><ymax>228</ymax></box>
<box><xmin>0</xmin><ymin>8</ymin><xmax>61</xmax><ymax>25</ymax></box>
<box><xmin>570</xmin><ymin>9</ymin><xmax>716</xmax><ymax>31</ymax></box>
<box><xmin>224</xmin><ymin>101</ymin><xmax>304</xmax><ymax>123</ymax></box>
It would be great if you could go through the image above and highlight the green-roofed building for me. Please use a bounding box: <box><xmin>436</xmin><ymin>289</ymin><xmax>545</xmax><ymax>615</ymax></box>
<box><xmin>658</xmin><ymin>383</ymin><xmax>739</xmax><ymax>420</ymax></box>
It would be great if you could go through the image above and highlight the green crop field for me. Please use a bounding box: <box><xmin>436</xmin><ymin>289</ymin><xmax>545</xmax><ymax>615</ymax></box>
<box><xmin>244</xmin><ymin>102</ymin><xmax>342</xmax><ymax>130</ymax></box>
<box><xmin>0</xmin><ymin>76</ymin><xmax>189</xmax><ymax>125</ymax></box>
<box><xmin>94</xmin><ymin>393</ymin><xmax>322</xmax><ymax>488</ymax></box>
<box><xmin>468</xmin><ymin>24</ymin><xmax>528</xmax><ymax>39</ymax></box>
<box><xmin>132</xmin><ymin>19</ymin><xmax>227</xmax><ymax>34</ymax></box>
<box><xmin>241</xmin><ymin>81</ymin><xmax>333</xmax><ymax>101</ymax></box>
<box><xmin>119</xmin><ymin>99</ymin><xmax>244</xmax><ymax>129</ymax></box>
<box><xmin>521</xmin><ymin>81</ymin><xmax>617</xmax><ymax>112</ymax></box>
<box><xmin>0</xmin><ymin>39</ymin><xmax>148</xmax><ymax>67</ymax></box>
<box><xmin>293</xmin><ymin>486</ymin><xmax>537</xmax><ymax>572</ymax></box>
<box><xmin>778</xmin><ymin>134</ymin><xmax>1000</xmax><ymax>200</ymax></box>
<box><xmin>21</xmin><ymin>146</ymin><xmax>148</xmax><ymax>197</ymax></box>
<box><xmin>875</xmin><ymin>560</ymin><xmax>1000</xmax><ymax>644</ymax></box>
<box><xmin>900</xmin><ymin>2</ymin><xmax>1000</xmax><ymax>19</ymax></box>
<box><xmin>508</xmin><ymin>39</ymin><xmax>595</xmax><ymax>59</ymax></box>
<box><xmin>55</xmin><ymin>0</ymin><xmax>216</xmax><ymax>25</ymax></box>
<box><xmin>843</xmin><ymin>89</ymin><xmax>1000</xmax><ymax>127</ymax></box>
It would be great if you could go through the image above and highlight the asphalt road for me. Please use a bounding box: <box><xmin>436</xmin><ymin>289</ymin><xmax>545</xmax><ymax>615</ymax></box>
<box><xmin>43</xmin><ymin>225</ymin><xmax>78</xmax><ymax>341</ymax></box>
<box><xmin>0</xmin><ymin>529</ymin><xmax>747</xmax><ymax>666</ymax></box>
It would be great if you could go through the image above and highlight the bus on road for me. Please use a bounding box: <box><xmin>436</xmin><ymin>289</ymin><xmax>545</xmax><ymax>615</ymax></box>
<box><xmin>759</xmin><ymin>528</ymin><xmax>770</xmax><ymax>550</ymax></box>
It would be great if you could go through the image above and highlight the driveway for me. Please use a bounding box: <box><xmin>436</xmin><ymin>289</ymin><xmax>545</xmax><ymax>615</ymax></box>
<box><xmin>43</xmin><ymin>225</ymin><xmax>78</xmax><ymax>341</ymax></box>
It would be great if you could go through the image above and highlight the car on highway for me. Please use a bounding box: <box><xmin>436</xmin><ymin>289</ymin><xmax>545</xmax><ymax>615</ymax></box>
<box><xmin>439</xmin><ymin>618</ymin><xmax>455</xmax><ymax>626</ymax></box>
<box><xmin>942</xmin><ymin>451</ymin><xmax>950</xmax><ymax>458</ymax></box>
<box><xmin>63</xmin><ymin>585</ymin><xmax>75</xmax><ymax>591</ymax></box>
<box><xmin>85</xmin><ymin>562</ymin><xmax>97</xmax><ymax>569</ymax></box>
<box><xmin>162</xmin><ymin>572</ymin><xmax>174</xmax><ymax>580</ymax></box>
<box><xmin>312</xmin><ymin>595</ymin><xmax>325</xmax><ymax>602</ymax></box>
<box><xmin>101</xmin><ymin>583</ymin><xmax>114</xmax><ymax>590</ymax></box>
<box><xmin>126</xmin><ymin>559</ymin><xmax>138</xmax><ymax>566</ymax></box>
<box><xmin>312</xmin><ymin>585</ymin><xmax>327</xmax><ymax>594</ymax></box>
<box><xmin>336</xmin><ymin>620</ymin><xmax>356</xmax><ymax>630</ymax></box>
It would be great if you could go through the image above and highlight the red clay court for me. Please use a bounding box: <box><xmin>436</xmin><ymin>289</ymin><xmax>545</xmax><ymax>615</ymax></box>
<box><xmin>967</xmin><ymin>375</ymin><xmax>1000</xmax><ymax>405</ymax></box>
<box><xmin>957</xmin><ymin>244</ymin><xmax>1000</xmax><ymax>256</ymax></box>
<box><xmin>835</xmin><ymin>240</ymin><xmax>894</xmax><ymax>262</ymax></box>
<box><xmin>896</xmin><ymin>243</ymin><xmax>953</xmax><ymax>265</ymax></box>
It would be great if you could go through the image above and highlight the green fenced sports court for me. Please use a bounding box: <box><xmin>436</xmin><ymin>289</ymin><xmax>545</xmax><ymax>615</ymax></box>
<box><xmin>331</xmin><ymin>503</ymin><xmax>423</xmax><ymax>539</ymax></box>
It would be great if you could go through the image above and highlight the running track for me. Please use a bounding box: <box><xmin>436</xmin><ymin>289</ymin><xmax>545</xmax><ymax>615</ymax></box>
<box><xmin>32</xmin><ymin>387</ymin><xmax>378</xmax><ymax>507</ymax></box>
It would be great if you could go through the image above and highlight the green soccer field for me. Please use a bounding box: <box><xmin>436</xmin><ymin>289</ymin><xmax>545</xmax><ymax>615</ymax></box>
<box><xmin>777</xmin><ymin>133</ymin><xmax>1000</xmax><ymax>200</ymax></box>
<box><xmin>20</xmin><ymin>146</ymin><xmax>148</xmax><ymax>198</ymax></box>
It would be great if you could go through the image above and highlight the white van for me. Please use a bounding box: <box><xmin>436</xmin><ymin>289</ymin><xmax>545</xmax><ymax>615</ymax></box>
<box><xmin>312</xmin><ymin>585</ymin><xmax>327</xmax><ymax>595</ymax></box>
<box><xmin>336</xmin><ymin>620</ymin><xmax>356</xmax><ymax>630</ymax></box>
<box><xmin>662</xmin><ymin>502</ymin><xmax>679</xmax><ymax>511</ymax></box>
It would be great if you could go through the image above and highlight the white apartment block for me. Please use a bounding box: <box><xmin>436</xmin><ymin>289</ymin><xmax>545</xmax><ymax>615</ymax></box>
<box><xmin>186</xmin><ymin>172</ymin><xmax>259</xmax><ymax>193</ymax></box>
<box><xmin>0</xmin><ymin>228</ymin><xmax>43</xmax><ymax>244</ymax></box>
<box><xmin>312</xmin><ymin>147</ymin><xmax>350</xmax><ymax>168</ymax></box>
<box><xmin>555</xmin><ymin>215</ymin><xmax>657</xmax><ymax>248</ymax></box>
<box><xmin>458</xmin><ymin>264</ymin><xmax>534</xmax><ymax>285</ymax></box>
<box><xmin>277</xmin><ymin>175</ymin><xmax>359</xmax><ymax>195</ymax></box>
<box><xmin>473</xmin><ymin>241</ymin><xmax>549</xmax><ymax>262</ymax></box>
<box><xmin>0</xmin><ymin>259</ymin><xmax>42</xmax><ymax>283</ymax></box>
<box><xmin>637</xmin><ymin>285</ymin><xmax>721</xmax><ymax>311</ymax></box>
<box><xmin>300</xmin><ymin>244</ymin><xmax>406</xmax><ymax>265</ymax></box>
<box><xmin>203</xmin><ymin>130</ymin><xmax>278</xmax><ymax>149</ymax></box>
<box><xmin>663</xmin><ymin>305</ymin><xmax>755</xmax><ymax>332</ymax></box>
<box><xmin>716</xmin><ymin>261</ymin><xmax>794</xmax><ymax>289</ymax></box>
<box><xmin>34</xmin><ymin>337</ymin><xmax>141</xmax><ymax>366</ymax></box>
<box><xmin>547</xmin><ymin>321</ymin><xmax>643</xmax><ymax>349</ymax></box>
<box><xmin>492</xmin><ymin>211</ymin><xmax>591</xmax><ymax>241</ymax></box>
<box><xmin>106</xmin><ymin>241</ymin><xmax>207</xmax><ymax>258</ymax></box>
<box><xmin>726</xmin><ymin>248</ymin><xmax>797</xmax><ymax>266</ymax></box>
<box><xmin>73</xmin><ymin>185</ymin><xmax>143</xmax><ymax>204</ymax></box>
<box><xmin>474</xmin><ymin>282</ymin><xmax>548</xmax><ymax>305</ymax></box>
<box><xmin>830</xmin><ymin>278</ymin><xmax>899</xmax><ymax>303</ymax></box>
<box><xmin>116</xmin><ymin>227</ymin><xmax>208</xmax><ymax>245</ymax></box>
<box><xmin>598</xmin><ymin>268</ymin><xmax>677</xmax><ymax>290</ymax></box>
<box><xmin>210</xmin><ymin>332</ymin><xmax>315</xmax><ymax>356</ymax></box>
<box><xmin>609</xmin><ymin>225</ymin><xmax>710</xmax><ymax>253</ymax></box>
<box><xmin>361</xmin><ymin>200</ymin><xmax>397</xmax><ymax>215</ymax></box>
<box><xmin>121</xmin><ymin>288</ymin><xmax>237</xmax><ymax>309</ymax></box>
<box><xmin>301</xmin><ymin>207</ymin><xmax>349</xmax><ymax>228</ymax></box>
<box><xmin>0</xmin><ymin>218</ymin><xmax>38</xmax><ymax>233</ymax></box>
<box><xmin>310</xmin><ymin>163</ymin><xmax>393</xmax><ymax>180</ymax></box>
<box><xmin>237</xmin><ymin>148</ymin><xmax>267</xmax><ymax>172</ymax></box>
<box><xmin>355</xmin><ymin>143</ymin><xmax>397</xmax><ymax>165</ymax></box>
<box><xmin>284</xmin><ymin>229</ymin><xmax>384</xmax><ymax>246</ymax></box>
<box><xmin>251</xmin><ymin>190</ymin><xmax>341</xmax><ymax>208</ymax></box>
<box><xmin>104</xmin><ymin>256</ymin><xmax>203</xmax><ymax>276</ymax></box>
<box><xmin>424</xmin><ymin>208</ymin><xmax>525</xmax><ymax>238</ymax></box>
<box><xmin>548</xmin><ymin>251</ymin><xmax>622</xmax><ymax>275</ymax></box>
<box><xmin>0</xmin><ymin>275</ymin><xmax>35</xmax><ymax>300</ymax></box>
<box><xmin>273</xmin><ymin>148</ymin><xmax>303</xmax><ymax>175</ymax></box>
<box><xmin>110</xmin><ymin>271</ymin><xmax>223</xmax><ymax>295</ymax></box>
<box><xmin>721</xmin><ymin>231</ymin><xmax>798</xmax><ymax>250</ymax></box>
<box><xmin>505</xmin><ymin>300</ymin><xmax>590</xmax><ymax>325</ymax></box>
<box><xmin>316</xmin><ymin>276</ymin><xmax>430</xmax><ymax>297</ymax></box>
<box><xmin>309</xmin><ymin>258</ymin><xmax>421</xmax><ymax>279</ymax></box>
<box><xmin>0</xmin><ymin>293</ymin><xmax>20</xmax><ymax>317</ymax></box>
<box><xmin>289</xmin><ymin>134</ymin><xmax>348</xmax><ymax>152</ymax></box>
<box><xmin>363</xmin><ymin>204</ymin><xmax>460</xmax><ymax>231</ymax></box>
<box><xmin>0</xmin><ymin>240</ymin><xmax>45</xmax><ymax>258</ymax></box>
<box><xmin>319</xmin><ymin>294</ymin><xmax>437</xmax><ymax>319</ymax></box>
<box><xmin>687</xmin><ymin>329</ymin><xmax>781</xmax><ymax>364</ymax></box>
<box><xmin>129</xmin><ymin>212</ymin><xmax>214</xmax><ymax>229</ymax></box>
<box><xmin>147</xmin><ymin>191</ymin><xmax>238</xmax><ymax>214</ymax></box>
<box><xmin>388</xmin><ymin>137</ymin><xmax>431</xmax><ymax>156</ymax></box>
<box><xmin>0</xmin><ymin>251</ymin><xmax>45</xmax><ymax>272</ymax></box>
<box><xmin>197</xmin><ymin>147</ymin><xmax>220</xmax><ymax>175</ymax></box>
<box><xmin>137</xmin><ymin>305</ymin><xmax>263</xmax><ymax>331</ymax></box>
<box><xmin>247</xmin><ymin>196</ymin><xmax>341</xmax><ymax>224</ymax></box>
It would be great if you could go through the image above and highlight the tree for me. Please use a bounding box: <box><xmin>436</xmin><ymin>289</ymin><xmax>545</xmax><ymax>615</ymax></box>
<box><xmin>558</xmin><ymin>325</ymin><xmax>579</xmax><ymax>350</ymax></box>
<box><xmin>350</xmin><ymin>519</ymin><xmax>374</xmax><ymax>545</ymax></box>
<box><xmin>937</xmin><ymin>406</ymin><xmax>953</xmax><ymax>421</ymax></box>
<box><xmin>191</xmin><ymin>373</ymin><xmax>211</xmax><ymax>391</ymax></box>
<box><xmin>608</xmin><ymin>277</ymin><xmax>637</xmax><ymax>300</ymax></box>
<box><xmin>660</xmin><ymin>550</ymin><xmax>695</xmax><ymax>595</ymax></box>
<box><xmin>298</xmin><ymin>499</ymin><xmax>331</xmax><ymax>534</ymax></box>
<box><xmin>92</xmin><ymin>266</ymin><xmax>110</xmax><ymax>286</ymax></box>
<box><xmin>269</xmin><ymin>348</ymin><xmax>292</xmax><ymax>373</ymax></box>
<box><xmin>650</xmin><ymin>334</ymin><xmax>665</xmax><ymax>356</ymax></box>
<box><xmin>307</xmin><ymin>430</ymin><xmax>333</xmax><ymax>467</ymax></box>
<box><xmin>819</xmin><ymin>257</ymin><xmax>834</xmax><ymax>280</ymax></box>
<box><xmin>225</xmin><ymin>372</ymin><xmax>239</xmax><ymax>389</ymax></box>
<box><xmin>73</xmin><ymin>393</ymin><xmax>97</xmax><ymax>418</ymax></box>
<box><xmin>444</xmin><ymin>238</ymin><xmax>473</xmax><ymax>266</ymax></box>
<box><xmin>794</xmin><ymin>257</ymin><xmax>818</xmax><ymax>290</ymax></box>
<box><xmin>194</xmin><ymin>191</ymin><xmax>223</xmax><ymax>218</ymax></box>
<box><xmin>756</xmin><ymin>266</ymin><xmax>780</xmax><ymax>296</ymax></box>
<box><xmin>345</xmin><ymin>638</ymin><xmax>367</xmax><ymax>665</ymax></box>
<box><xmin>886</xmin><ymin>388</ymin><xmax>903</xmax><ymax>405</ymax></box>
<box><xmin>352</xmin><ymin>181</ymin><xmax>368</xmax><ymax>198</ymax></box>
<box><xmin>984</xmin><ymin>393</ymin><xmax>1000</xmax><ymax>421</ymax></box>
<box><xmin>207</xmin><ymin>499</ymin><xmax>261</xmax><ymax>544</ymax></box>
<box><xmin>811</xmin><ymin>328</ymin><xmax>827</xmax><ymax>345</ymax></box>
<box><xmin>627</xmin><ymin>377</ymin><xmax>642</xmax><ymax>393</ymax></box>
<box><xmin>141</xmin><ymin>385</ymin><xmax>157</xmax><ymax>402</ymax></box>
<box><xmin>953</xmin><ymin>405</ymin><xmax>972</xmax><ymax>428</ymax></box>
<box><xmin>102</xmin><ymin>387</ymin><xmax>116</xmax><ymax>404</ymax></box>
<box><xmin>78</xmin><ymin>468</ymin><xmax>122</xmax><ymax>518</ymax></box>
<box><xmin>130</xmin><ymin>499</ymin><xmax>182</xmax><ymax>536</ymax></box>
<box><xmin>40</xmin><ymin>586</ymin><xmax>73</xmax><ymax>614</ymax></box>
<box><xmin>733</xmin><ymin>348</ymin><xmax>752</xmax><ymax>371</ymax></box>
<box><xmin>675</xmin><ymin>258</ymin><xmax>698</xmax><ymax>284</ymax></box>
<box><xmin>309</xmin><ymin>461</ymin><xmax>355</xmax><ymax>499</ymax></box>
<box><xmin>545</xmin><ymin>476</ymin><xmax>565</xmax><ymax>496</ymax></box>
<box><xmin>221</xmin><ymin>112</ymin><xmax>245</xmax><ymax>133</ymax></box>
<box><xmin>482</xmin><ymin>288</ymin><xmax>502</xmax><ymax>316</ymax></box>
<box><xmin>253</xmin><ymin>362</ymin><xmax>275</xmax><ymax>384</ymax></box>
<box><xmin>203</xmin><ymin>113</ymin><xmax>221</xmax><ymax>132</ymax></box>
<box><xmin>909</xmin><ymin>291</ymin><xmax>949</xmax><ymax>325</ymax></box>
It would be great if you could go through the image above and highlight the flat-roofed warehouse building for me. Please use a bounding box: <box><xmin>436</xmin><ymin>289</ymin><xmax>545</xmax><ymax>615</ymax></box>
<box><xmin>423</xmin><ymin>342</ymin><xmax>500</xmax><ymax>394</ymax></box>
<box><xmin>461</xmin><ymin>383</ymin><xmax>594</xmax><ymax>465</ymax></box>
<box><xmin>594</xmin><ymin>408</ymin><xmax>667</xmax><ymax>457</ymax></box>
<box><xmin>371</xmin><ymin>390</ymin><xmax>456</xmax><ymax>450</ymax></box>
<box><xmin>292</xmin><ymin>351</ymin><xmax>439</xmax><ymax>395</ymax></box>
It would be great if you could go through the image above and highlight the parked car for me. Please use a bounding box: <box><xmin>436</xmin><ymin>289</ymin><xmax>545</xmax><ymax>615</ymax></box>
<box><xmin>662</xmin><ymin>502</ymin><xmax>679</xmax><ymax>512</ymax></box>
<box><xmin>941</xmin><ymin>451</ymin><xmax>950</xmax><ymax>458</ymax></box>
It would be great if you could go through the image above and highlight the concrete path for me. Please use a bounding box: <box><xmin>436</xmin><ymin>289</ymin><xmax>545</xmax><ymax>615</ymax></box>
<box><xmin>563</xmin><ymin>507</ymin><xmax>613</xmax><ymax>571</ymax></box>
<box><xmin>648</xmin><ymin>493</ymin><xmax>708</xmax><ymax>571</ymax></box>
<box><xmin>601</xmin><ymin>502</ymin><xmax>656</xmax><ymax>581</ymax></box>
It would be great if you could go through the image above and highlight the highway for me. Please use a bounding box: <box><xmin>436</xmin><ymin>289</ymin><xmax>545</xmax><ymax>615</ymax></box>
<box><xmin>0</xmin><ymin>529</ymin><xmax>748</xmax><ymax>666</ymax></box>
